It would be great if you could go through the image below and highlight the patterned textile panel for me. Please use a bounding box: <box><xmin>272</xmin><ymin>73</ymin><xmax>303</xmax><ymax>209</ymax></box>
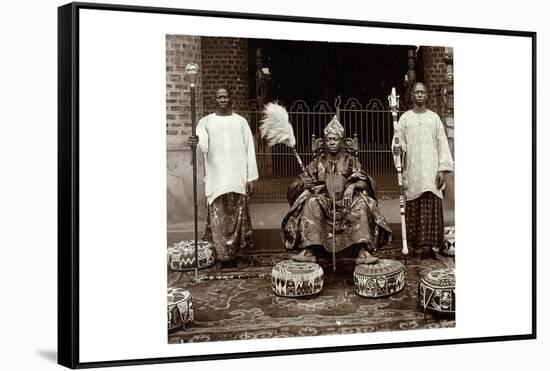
<box><xmin>271</xmin><ymin>260</ymin><xmax>324</xmax><ymax>297</ymax></box>
<box><xmin>418</xmin><ymin>268</ymin><xmax>456</xmax><ymax>315</ymax></box>
<box><xmin>167</xmin><ymin>287</ymin><xmax>194</xmax><ymax>332</ymax></box>
<box><xmin>353</xmin><ymin>259</ymin><xmax>405</xmax><ymax>298</ymax></box>
<box><xmin>168</xmin><ymin>240</ymin><xmax>215</xmax><ymax>270</ymax></box>
<box><xmin>441</xmin><ymin>226</ymin><xmax>455</xmax><ymax>256</ymax></box>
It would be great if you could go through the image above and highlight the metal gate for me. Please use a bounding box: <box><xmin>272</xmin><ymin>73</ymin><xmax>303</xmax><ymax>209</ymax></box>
<box><xmin>242</xmin><ymin>97</ymin><xmax>400</xmax><ymax>202</ymax></box>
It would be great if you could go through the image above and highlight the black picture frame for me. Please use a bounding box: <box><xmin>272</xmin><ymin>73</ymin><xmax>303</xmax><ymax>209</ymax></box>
<box><xmin>58</xmin><ymin>2</ymin><xmax>537</xmax><ymax>369</ymax></box>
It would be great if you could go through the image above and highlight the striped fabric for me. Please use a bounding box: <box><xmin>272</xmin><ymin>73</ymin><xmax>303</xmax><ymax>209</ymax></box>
<box><xmin>405</xmin><ymin>191</ymin><xmax>444</xmax><ymax>249</ymax></box>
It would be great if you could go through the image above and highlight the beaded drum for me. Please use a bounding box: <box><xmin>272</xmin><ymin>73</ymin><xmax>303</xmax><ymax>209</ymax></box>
<box><xmin>271</xmin><ymin>260</ymin><xmax>324</xmax><ymax>297</ymax></box>
<box><xmin>418</xmin><ymin>268</ymin><xmax>456</xmax><ymax>316</ymax></box>
<box><xmin>167</xmin><ymin>287</ymin><xmax>194</xmax><ymax>333</ymax></box>
<box><xmin>441</xmin><ymin>226</ymin><xmax>455</xmax><ymax>256</ymax></box>
<box><xmin>168</xmin><ymin>240</ymin><xmax>215</xmax><ymax>271</ymax></box>
<box><xmin>353</xmin><ymin>259</ymin><xmax>405</xmax><ymax>298</ymax></box>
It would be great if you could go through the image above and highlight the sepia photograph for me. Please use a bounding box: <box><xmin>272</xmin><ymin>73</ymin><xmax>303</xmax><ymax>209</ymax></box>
<box><xmin>165</xmin><ymin>35</ymin><xmax>456</xmax><ymax>343</ymax></box>
<box><xmin>56</xmin><ymin>2</ymin><xmax>536</xmax><ymax>368</ymax></box>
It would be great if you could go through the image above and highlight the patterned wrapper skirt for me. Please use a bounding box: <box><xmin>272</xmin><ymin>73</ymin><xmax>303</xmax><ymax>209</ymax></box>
<box><xmin>405</xmin><ymin>191</ymin><xmax>444</xmax><ymax>249</ymax></box>
<box><xmin>300</xmin><ymin>195</ymin><xmax>374</xmax><ymax>253</ymax></box>
<box><xmin>202</xmin><ymin>192</ymin><xmax>253</xmax><ymax>262</ymax></box>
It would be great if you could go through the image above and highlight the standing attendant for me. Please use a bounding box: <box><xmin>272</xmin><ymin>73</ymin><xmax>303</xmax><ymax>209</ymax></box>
<box><xmin>392</xmin><ymin>82</ymin><xmax>454</xmax><ymax>259</ymax></box>
<box><xmin>188</xmin><ymin>87</ymin><xmax>258</xmax><ymax>269</ymax></box>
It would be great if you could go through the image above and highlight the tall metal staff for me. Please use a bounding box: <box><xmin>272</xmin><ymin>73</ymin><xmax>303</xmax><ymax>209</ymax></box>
<box><xmin>388</xmin><ymin>88</ymin><xmax>409</xmax><ymax>264</ymax></box>
<box><xmin>328</xmin><ymin>166</ymin><xmax>337</xmax><ymax>272</ymax></box>
<box><xmin>185</xmin><ymin>63</ymin><xmax>200</xmax><ymax>282</ymax></box>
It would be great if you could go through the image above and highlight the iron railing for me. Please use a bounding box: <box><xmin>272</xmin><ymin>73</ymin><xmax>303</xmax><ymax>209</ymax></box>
<box><xmin>243</xmin><ymin>97</ymin><xmax>402</xmax><ymax>202</ymax></box>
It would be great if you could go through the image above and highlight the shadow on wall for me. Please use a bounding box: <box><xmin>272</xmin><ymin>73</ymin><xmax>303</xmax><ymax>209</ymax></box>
<box><xmin>167</xmin><ymin>147</ymin><xmax>207</xmax><ymax>224</ymax></box>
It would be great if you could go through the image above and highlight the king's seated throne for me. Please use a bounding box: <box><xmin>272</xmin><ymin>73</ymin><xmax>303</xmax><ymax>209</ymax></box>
<box><xmin>281</xmin><ymin>118</ymin><xmax>393</xmax><ymax>265</ymax></box>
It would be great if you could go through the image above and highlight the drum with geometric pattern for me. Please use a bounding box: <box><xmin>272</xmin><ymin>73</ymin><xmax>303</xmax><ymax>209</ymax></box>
<box><xmin>167</xmin><ymin>287</ymin><xmax>194</xmax><ymax>333</ymax></box>
<box><xmin>418</xmin><ymin>268</ymin><xmax>456</xmax><ymax>316</ymax></box>
<box><xmin>441</xmin><ymin>226</ymin><xmax>455</xmax><ymax>256</ymax></box>
<box><xmin>271</xmin><ymin>260</ymin><xmax>324</xmax><ymax>297</ymax></box>
<box><xmin>168</xmin><ymin>240</ymin><xmax>215</xmax><ymax>271</ymax></box>
<box><xmin>353</xmin><ymin>259</ymin><xmax>405</xmax><ymax>298</ymax></box>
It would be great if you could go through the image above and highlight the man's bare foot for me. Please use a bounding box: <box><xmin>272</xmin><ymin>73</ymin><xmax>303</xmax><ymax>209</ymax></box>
<box><xmin>290</xmin><ymin>248</ymin><xmax>317</xmax><ymax>263</ymax></box>
<box><xmin>421</xmin><ymin>246</ymin><xmax>437</xmax><ymax>260</ymax></box>
<box><xmin>356</xmin><ymin>247</ymin><xmax>379</xmax><ymax>265</ymax></box>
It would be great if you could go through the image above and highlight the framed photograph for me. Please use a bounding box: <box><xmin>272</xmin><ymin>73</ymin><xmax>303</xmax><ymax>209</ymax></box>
<box><xmin>58</xmin><ymin>2</ymin><xmax>536</xmax><ymax>368</ymax></box>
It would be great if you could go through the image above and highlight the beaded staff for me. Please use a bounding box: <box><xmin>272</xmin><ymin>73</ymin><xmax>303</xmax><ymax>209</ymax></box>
<box><xmin>389</xmin><ymin>87</ymin><xmax>409</xmax><ymax>264</ymax></box>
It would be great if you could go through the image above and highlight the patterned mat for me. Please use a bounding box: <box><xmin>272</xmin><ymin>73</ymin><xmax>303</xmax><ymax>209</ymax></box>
<box><xmin>168</xmin><ymin>242</ymin><xmax>455</xmax><ymax>344</ymax></box>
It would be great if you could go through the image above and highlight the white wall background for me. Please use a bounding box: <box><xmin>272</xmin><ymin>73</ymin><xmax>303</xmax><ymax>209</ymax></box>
<box><xmin>0</xmin><ymin>0</ymin><xmax>547</xmax><ymax>370</ymax></box>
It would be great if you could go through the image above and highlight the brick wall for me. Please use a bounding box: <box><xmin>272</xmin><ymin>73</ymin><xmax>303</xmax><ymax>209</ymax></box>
<box><xmin>422</xmin><ymin>46</ymin><xmax>447</xmax><ymax>116</ymax></box>
<box><xmin>201</xmin><ymin>37</ymin><xmax>250</xmax><ymax>113</ymax></box>
<box><xmin>165</xmin><ymin>36</ymin><xmax>251</xmax><ymax>227</ymax></box>
<box><xmin>422</xmin><ymin>46</ymin><xmax>454</xmax><ymax>140</ymax></box>
<box><xmin>166</xmin><ymin>35</ymin><xmax>204</xmax><ymax>139</ymax></box>
<box><xmin>423</xmin><ymin>46</ymin><xmax>455</xmax><ymax>204</ymax></box>
<box><xmin>166</xmin><ymin>35</ymin><xmax>206</xmax><ymax>226</ymax></box>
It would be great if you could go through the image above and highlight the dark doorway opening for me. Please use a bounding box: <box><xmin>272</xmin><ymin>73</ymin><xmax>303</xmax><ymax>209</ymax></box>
<box><xmin>248</xmin><ymin>38</ymin><xmax>423</xmax><ymax>106</ymax></box>
<box><xmin>246</xmin><ymin>38</ymin><xmax>425</xmax><ymax>201</ymax></box>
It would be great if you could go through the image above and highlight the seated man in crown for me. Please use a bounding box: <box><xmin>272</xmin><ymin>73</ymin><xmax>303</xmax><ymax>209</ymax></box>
<box><xmin>282</xmin><ymin>117</ymin><xmax>393</xmax><ymax>265</ymax></box>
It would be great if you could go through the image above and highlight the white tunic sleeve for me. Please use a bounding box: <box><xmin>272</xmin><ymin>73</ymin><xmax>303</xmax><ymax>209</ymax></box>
<box><xmin>436</xmin><ymin>115</ymin><xmax>454</xmax><ymax>172</ymax></box>
<box><xmin>393</xmin><ymin>113</ymin><xmax>408</xmax><ymax>153</ymax></box>
<box><xmin>196</xmin><ymin>117</ymin><xmax>209</xmax><ymax>154</ymax></box>
<box><xmin>244</xmin><ymin>121</ymin><xmax>259</xmax><ymax>182</ymax></box>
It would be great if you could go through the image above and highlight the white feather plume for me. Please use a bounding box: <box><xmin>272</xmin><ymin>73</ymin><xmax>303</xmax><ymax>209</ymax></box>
<box><xmin>260</xmin><ymin>102</ymin><xmax>296</xmax><ymax>148</ymax></box>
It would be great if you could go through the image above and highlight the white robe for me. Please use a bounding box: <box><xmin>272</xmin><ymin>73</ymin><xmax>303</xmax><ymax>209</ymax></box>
<box><xmin>196</xmin><ymin>113</ymin><xmax>259</xmax><ymax>205</ymax></box>
<box><xmin>393</xmin><ymin>109</ymin><xmax>454</xmax><ymax>201</ymax></box>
